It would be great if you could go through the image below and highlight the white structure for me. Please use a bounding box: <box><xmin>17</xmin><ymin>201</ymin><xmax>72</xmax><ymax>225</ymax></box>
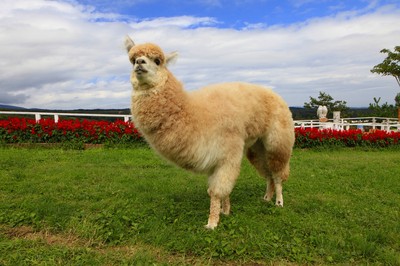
<box><xmin>317</xmin><ymin>105</ymin><xmax>328</xmax><ymax>119</ymax></box>
<box><xmin>333</xmin><ymin>111</ymin><xmax>340</xmax><ymax>123</ymax></box>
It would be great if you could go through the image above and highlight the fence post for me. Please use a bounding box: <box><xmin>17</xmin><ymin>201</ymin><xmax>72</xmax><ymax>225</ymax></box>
<box><xmin>54</xmin><ymin>114</ymin><xmax>59</xmax><ymax>123</ymax></box>
<box><xmin>35</xmin><ymin>113</ymin><xmax>41</xmax><ymax>122</ymax></box>
<box><xmin>385</xmin><ymin>119</ymin><xmax>390</xmax><ymax>132</ymax></box>
<box><xmin>124</xmin><ymin>116</ymin><xmax>130</xmax><ymax>122</ymax></box>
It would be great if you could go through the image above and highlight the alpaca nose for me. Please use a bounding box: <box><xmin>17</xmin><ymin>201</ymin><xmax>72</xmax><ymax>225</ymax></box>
<box><xmin>136</xmin><ymin>58</ymin><xmax>146</xmax><ymax>65</ymax></box>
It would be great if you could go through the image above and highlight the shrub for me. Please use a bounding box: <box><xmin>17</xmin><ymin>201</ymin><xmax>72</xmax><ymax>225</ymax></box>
<box><xmin>0</xmin><ymin>117</ymin><xmax>142</xmax><ymax>145</ymax></box>
<box><xmin>1</xmin><ymin>117</ymin><xmax>399</xmax><ymax>148</ymax></box>
<box><xmin>295</xmin><ymin>128</ymin><xmax>400</xmax><ymax>148</ymax></box>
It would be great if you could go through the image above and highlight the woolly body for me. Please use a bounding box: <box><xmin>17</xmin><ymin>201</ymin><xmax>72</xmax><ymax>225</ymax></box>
<box><xmin>126</xmin><ymin>38</ymin><xmax>295</xmax><ymax>229</ymax></box>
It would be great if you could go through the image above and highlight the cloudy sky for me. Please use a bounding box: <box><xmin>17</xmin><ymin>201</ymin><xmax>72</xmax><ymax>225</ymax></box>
<box><xmin>1</xmin><ymin>0</ymin><xmax>399</xmax><ymax>109</ymax></box>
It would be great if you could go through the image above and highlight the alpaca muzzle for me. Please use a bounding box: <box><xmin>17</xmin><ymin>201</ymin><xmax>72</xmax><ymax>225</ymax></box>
<box><xmin>135</xmin><ymin>65</ymin><xmax>148</xmax><ymax>74</ymax></box>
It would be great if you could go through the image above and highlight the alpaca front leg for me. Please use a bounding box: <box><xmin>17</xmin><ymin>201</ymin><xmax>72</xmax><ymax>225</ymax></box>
<box><xmin>205</xmin><ymin>194</ymin><xmax>221</xmax><ymax>230</ymax></box>
<box><xmin>205</xmin><ymin>150</ymin><xmax>242</xmax><ymax>229</ymax></box>
<box><xmin>221</xmin><ymin>196</ymin><xmax>230</xmax><ymax>215</ymax></box>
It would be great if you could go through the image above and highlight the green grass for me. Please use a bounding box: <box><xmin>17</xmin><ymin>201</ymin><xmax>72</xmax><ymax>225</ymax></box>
<box><xmin>1</xmin><ymin>146</ymin><xmax>399</xmax><ymax>265</ymax></box>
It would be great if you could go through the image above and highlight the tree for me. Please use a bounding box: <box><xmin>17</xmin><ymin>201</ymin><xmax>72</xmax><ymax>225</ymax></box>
<box><xmin>368</xmin><ymin>97</ymin><xmax>396</xmax><ymax>117</ymax></box>
<box><xmin>370</xmin><ymin>46</ymin><xmax>400</xmax><ymax>87</ymax></box>
<box><xmin>395</xmin><ymin>92</ymin><xmax>400</xmax><ymax>107</ymax></box>
<box><xmin>304</xmin><ymin>91</ymin><xmax>349</xmax><ymax>116</ymax></box>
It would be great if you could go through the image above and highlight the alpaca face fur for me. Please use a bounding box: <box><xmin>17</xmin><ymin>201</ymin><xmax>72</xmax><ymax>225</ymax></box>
<box><xmin>125</xmin><ymin>36</ymin><xmax>295</xmax><ymax>229</ymax></box>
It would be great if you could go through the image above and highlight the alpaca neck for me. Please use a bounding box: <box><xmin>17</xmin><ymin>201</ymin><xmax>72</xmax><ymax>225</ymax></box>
<box><xmin>163</xmin><ymin>71</ymin><xmax>187</xmax><ymax>100</ymax></box>
<box><xmin>157</xmin><ymin>71</ymin><xmax>190</xmax><ymax>119</ymax></box>
<box><xmin>132</xmin><ymin>70</ymin><xmax>191</xmax><ymax>135</ymax></box>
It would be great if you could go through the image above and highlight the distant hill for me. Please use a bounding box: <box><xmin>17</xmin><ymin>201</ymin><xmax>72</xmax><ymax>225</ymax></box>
<box><xmin>0</xmin><ymin>104</ymin><xmax>26</xmax><ymax>110</ymax></box>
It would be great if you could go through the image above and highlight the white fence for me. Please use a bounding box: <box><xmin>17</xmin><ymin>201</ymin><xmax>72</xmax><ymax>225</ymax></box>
<box><xmin>294</xmin><ymin>117</ymin><xmax>400</xmax><ymax>132</ymax></box>
<box><xmin>0</xmin><ymin>111</ymin><xmax>131</xmax><ymax>123</ymax></box>
<box><xmin>1</xmin><ymin>111</ymin><xmax>400</xmax><ymax>132</ymax></box>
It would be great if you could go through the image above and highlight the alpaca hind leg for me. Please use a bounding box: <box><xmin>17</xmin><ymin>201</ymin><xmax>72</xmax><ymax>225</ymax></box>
<box><xmin>272</xmin><ymin>175</ymin><xmax>284</xmax><ymax>206</ymax></box>
<box><xmin>263</xmin><ymin>137</ymin><xmax>291</xmax><ymax>207</ymax></box>
<box><xmin>263</xmin><ymin>175</ymin><xmax>275</xmax><ymax>202</ymax></box>
<box><xmin>268</xmin><ymin>161</ymin><xmax>290</xmax><ymax>207</ymax></box>
<box><xmin>246</xmin><ymin>141</ymin><xmax>275</xmax><ymax>202</ymax></box>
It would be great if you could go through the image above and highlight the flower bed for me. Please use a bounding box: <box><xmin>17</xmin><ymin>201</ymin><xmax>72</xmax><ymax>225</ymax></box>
<box><xmin>295</xmin><ymin>127</ymin><xmax>400</xmax><ymax>148</ymax></box>
<box><xmin>1</xmin><ymin>117</ymin><xmax>399</xmax><ymax>148</ymax></box>
<box><xmin>0</xmin><ymin>117</ymin><xmax>141</xmax><ymax>145</ymax></box>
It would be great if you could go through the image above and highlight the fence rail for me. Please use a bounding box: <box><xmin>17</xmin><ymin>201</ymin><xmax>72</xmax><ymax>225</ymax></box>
<box><xmin>0</xmin><ymin>111</ymin><xmax>131</xmax><ymax>123</ymax></box>
<box><xmin>1</xmin><ymin>111</ymin><xmax>400</xmax><ymax>132</ymax></box>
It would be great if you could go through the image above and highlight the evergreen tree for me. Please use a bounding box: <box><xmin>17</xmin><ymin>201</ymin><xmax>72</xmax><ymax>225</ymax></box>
<box><xmin>304</xmin><ymin>91</ymin><xmax>348</xmax><ymax>117</ymax></box>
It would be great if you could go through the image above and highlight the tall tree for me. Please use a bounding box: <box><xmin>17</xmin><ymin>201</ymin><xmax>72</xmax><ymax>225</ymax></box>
<box><xmin>370</xmin><ymin>46</ymin><xmax>400</xmax><ymax>87</ymax></box>
<box><xmin>304</xmin><ymin>91</ymin><xmax>348</xmax><ymax>116</ymax></box>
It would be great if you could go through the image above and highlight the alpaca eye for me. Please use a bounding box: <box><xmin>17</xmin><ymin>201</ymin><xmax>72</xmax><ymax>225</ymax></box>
<box><xmin>131</xmin><ymin>58</ymin><xmax>136</xmax><ymax>65</ymax></box>
<box><xmin>154</xmin><ymin>58</ymin><xmax>161</xmax><ymax>65</ymax></box>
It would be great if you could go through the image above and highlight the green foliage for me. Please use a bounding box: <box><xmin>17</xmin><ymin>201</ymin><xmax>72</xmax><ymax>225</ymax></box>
<box><xmin>1</xmin><ymin>148</ymin><xmax>400</xmax><ymax>265</ymax></box>
<box><xmin>370</xmin><ymin>46</ymin><xmax>400</xmax><ymax>111</ymax></box>
<box><xmin>395</xmin><ymin>92</ymin><xmax>400</xmax><ymax>107</ymax></box>
<box><xmin>371</xmin><ymin>46</ymin><xmax>400</xmax><ymax>87</ymax></box>
<box><xmin>304</xmin><ymin>91</ymin><xmax>349</xmax><ymax>116</ymax></box>
<box><xmin>368</xmin><ymin>97</ymin><xmax>397</xmax><ymax>117</ymax></box>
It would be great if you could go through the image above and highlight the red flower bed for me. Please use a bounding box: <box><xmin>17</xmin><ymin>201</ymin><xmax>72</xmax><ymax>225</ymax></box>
<box><xmin>1</xmin><ymin>117</ymin><xmax>399</xmax><ymax>148</ymax></box>
<box><xmin>0</xmin><ymin>117</ymin><xmax>141</xmax><ymax>144</ymax></box>
<box><xmin>295</xmin><ymin>127</ymin><xmax>400</xmax><ymax>148</ymax></box>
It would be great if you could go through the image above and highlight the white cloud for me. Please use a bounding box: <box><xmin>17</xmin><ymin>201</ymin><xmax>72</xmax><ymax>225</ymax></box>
<box><xmin>0</xmin><ymin>0</ymin><xmax>399</xmax><ymax>110</ymax></box>
<box><xmin>130</xmin><ymin>7</ymin><xmax>400</xmax><ymax>107</ymax></box>
<box><xmin>0</xmin><ymin>0</ymin><xmax>132</xmax><ymax>109</ymax></box>
<box><xmin>129</xmin><ymin>16</ymin><xmax>218</xmax><ymax>29</ymax></box>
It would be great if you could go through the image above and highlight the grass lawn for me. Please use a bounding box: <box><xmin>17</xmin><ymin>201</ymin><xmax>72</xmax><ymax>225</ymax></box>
<box><xmin>0</xmin><ymin>146</ymin><xmax>399</xmax><ymax>265</ymax></box>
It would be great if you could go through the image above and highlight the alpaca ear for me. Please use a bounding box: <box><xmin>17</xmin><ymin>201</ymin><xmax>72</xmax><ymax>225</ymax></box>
<box><xmin>124</xmin><ymin>35</ymin><xmax>135</xmax><ymax>53</ymax></box>
<box><xmin>166</xmin><ymin>51</ymin><xmax>178</xmax><ymax>65</ymax></box>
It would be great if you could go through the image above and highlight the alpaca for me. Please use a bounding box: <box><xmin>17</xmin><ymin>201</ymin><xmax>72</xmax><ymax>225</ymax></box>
<box><xmin>124</xmin><ymin>36</ymin><xmax>295</xmax><ymax>229</ymax></box>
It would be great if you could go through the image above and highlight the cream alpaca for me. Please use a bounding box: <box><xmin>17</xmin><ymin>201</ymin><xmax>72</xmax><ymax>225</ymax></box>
<box><xmin>125</xmin><ymin>36</ymin><xmax>295</xmax><ymax>229</ymax></box>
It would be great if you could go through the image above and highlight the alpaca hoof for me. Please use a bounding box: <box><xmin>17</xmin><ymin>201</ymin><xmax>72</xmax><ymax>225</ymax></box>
<box><xmin>221</xmin><ymin>211</ymin><xmax>230</xmax><ymax>216</ymax></box>
<box><xmin>221</xmin><ymin>209</ymin><xmax>230</xmax><ymax>215</ymax></box>
<box><xmin>204</xmin><ymin>223</ymin><xmax>217</xmax><ymax>230</ymax></box>
<box><xmin>263</xmin><ymin>195</ymin><xmax>272</xmax><ymax>202</ymax></box>
<box><xmin>275</xmin><ymin>201</ymin><xmax>283</xmax><ymax>207</ymax></box>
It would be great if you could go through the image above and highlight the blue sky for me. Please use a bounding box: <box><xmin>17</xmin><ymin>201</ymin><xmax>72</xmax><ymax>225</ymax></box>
<box><xmin>76</xmin><ymin>0</ymin><xmax>396</xmax><ymax>26</ymax></box>
<box><xmin>0</xmin><ymin>0</ymin><xmax>399</xmax><ymax>109</ymax></box>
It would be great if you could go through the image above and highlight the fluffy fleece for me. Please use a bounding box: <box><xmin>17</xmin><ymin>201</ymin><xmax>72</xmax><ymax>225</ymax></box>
<box><xmin>125</xmin><ymin>36</ymin><xmax>295</xmax><ymax>229</ymax></box>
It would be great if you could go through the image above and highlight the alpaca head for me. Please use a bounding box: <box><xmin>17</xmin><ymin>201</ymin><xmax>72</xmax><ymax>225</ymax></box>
<box><xmin>125</xmin><ymin>36</ymin><xmax>178</xmax><ymax>89</ymax></box>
